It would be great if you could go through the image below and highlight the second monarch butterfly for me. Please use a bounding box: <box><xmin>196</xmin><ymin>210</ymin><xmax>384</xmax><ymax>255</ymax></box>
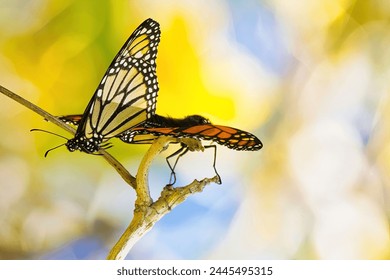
<box><xmin>120</xmin><ymin>114</ymin><xmax>262</xmax><ymax>184</ymax></box>
<box><xmin>38</xmin><ymin>19</ymin><xmax>161</xmax><ymax>154</ymax></box>
<box><xmin>119</xmin><ymin>114</ymin><xmax>262</xmax><ymax>150</ymax></box>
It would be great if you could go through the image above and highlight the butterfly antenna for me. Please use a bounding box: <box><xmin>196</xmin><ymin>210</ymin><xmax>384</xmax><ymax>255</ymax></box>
<box><xmin>30</xmin><ymin>129</ymin><xmax>69</xmax><ymax>140</ymax></box>
<box><xmin>30</xmin><ymin>129</ymin><xmax>68</xmax><ymax>157</ymax></box>
<box><xmin>94</xmin><ymin>143</ymin><xmax>113</xmax><ymax>155</ymax></box>
<box><xmin>44</xmin><ymin>143</ymin><xmax>66</xmax><ymax>157</ymax></box>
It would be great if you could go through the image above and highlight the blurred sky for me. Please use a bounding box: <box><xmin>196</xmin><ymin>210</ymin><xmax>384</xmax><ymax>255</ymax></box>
<box><xmin>1</xmin><ymin>0</ymin><xmax>390</xmax><ymax>259</ymax></box>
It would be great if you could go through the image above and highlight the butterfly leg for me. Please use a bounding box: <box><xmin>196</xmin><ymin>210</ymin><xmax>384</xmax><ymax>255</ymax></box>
<box><xmin>165</xmin><ymin>144</ymin><xmax>189</xmax><ymax>186</ymax></box>
<box><xmin>204</xmin><ymin>145</ymin><xmax>222</xmax><ymax>184</ymax></box>
<box><xmin>100</xmin><ymin>142</ymin><xmax>113</xmax><ymax>149</ymax></box>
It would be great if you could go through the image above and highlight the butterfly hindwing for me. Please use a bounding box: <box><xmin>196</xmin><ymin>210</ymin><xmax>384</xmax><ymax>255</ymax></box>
<box><xmin>168</xmin><ymin>124</ymin><xmax>262</xmax><ymax>151</ymax></box>
<box><xmin>58</xmin><ymin>114</ymin><xmax>83</xmax><ymax>126</ymax></box>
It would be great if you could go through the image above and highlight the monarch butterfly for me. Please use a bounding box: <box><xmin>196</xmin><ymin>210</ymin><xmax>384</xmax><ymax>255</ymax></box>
<box><xmin>119</xmin><ymin>114</ymin><xmax>262</xmax><ymax>150</ymax></box>
<box><xmin>57</xmin><ymin>18</ymin><xmax>161</xmax><ymax>154</ymax></box>
<box><xmin>59</xmin><ymin>113</ymin><xmax>263</xmax><ymax>184</ymax></box>
<box><xmin>123</xmin><ymin>114</ymin><xmax>262</xmax><ymax>184</ymax></box>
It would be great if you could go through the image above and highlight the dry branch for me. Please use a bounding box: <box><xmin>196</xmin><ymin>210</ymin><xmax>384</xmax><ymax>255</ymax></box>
<box><xmin>0</xmin><ymin>85</ymin><xmax>136</xmax><ymax>188</ymax></box>
<box><xmin>1</xmin><ymin>84</ymin><xmax>219</xmax><ymax>260</ymax></box>
<box><xmin>107</xmin><ymin>136</ymin><xmax>219</xmax><ymax>260</ymax></box>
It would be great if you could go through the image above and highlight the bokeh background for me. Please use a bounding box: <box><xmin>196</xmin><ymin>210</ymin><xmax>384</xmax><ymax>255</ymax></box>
<box><xmin>1</xmin><ymin>0</ymin><xmax>390</xmax><ymax>259</ymax></box>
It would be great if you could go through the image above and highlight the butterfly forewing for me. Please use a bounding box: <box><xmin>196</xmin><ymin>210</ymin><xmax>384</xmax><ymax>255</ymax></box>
<box><xmin>71</xmin><ymin>19</ymin><xmax>160</xmax><ymax>152</ymax></box>
<box><xmin>119</xmin><ymin>123</ymin><xmax>263</xmax><ymax>151</ymax></box>
<box><xmin>178</xmin><ymin>124</ymin><xmax>262</xmax><ymax>151</ymax></box>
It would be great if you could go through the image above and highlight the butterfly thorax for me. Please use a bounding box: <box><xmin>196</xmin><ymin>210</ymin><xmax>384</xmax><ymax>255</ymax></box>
<box><xmin>66</xmin><ymin>136</ymin><xmax>101</xmax><ymax>153</ymax></box>
<box><xmin>146</xmin><ymin>114</ymin><xmax>210</xmax><ymax>128</ymax></box>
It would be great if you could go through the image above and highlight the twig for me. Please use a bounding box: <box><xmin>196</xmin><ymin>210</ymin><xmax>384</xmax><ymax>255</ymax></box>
<box><xmin>0</xmin><ymin>85</ymin><xmax>136</xmax><ymax>188</ymax></box>
<box><xmin>100</xmin><ymin>149</ymin><xmax>136</xmax><ymax>187</ymax></box>
<box><xmin>1</xmin><ymin>85</ymin><xmax>75</xmax><ymax>134</ymax></box>
<box><xmin>107</xmin><ymin>136</ymin><xmax>220</xmax><ymax>260</ymax></box>
<box><xmin>1</xmin><ymin>84</ymin><xmax>219</xmax><ymax>260</ymax></box>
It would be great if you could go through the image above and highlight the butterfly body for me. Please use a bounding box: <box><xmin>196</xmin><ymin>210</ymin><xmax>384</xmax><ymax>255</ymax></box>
<box><xmin>145</xmin><ymin>114</ymin><xmax>210</xmax><ymax>127</ymax></box>
<box><xmin>66</xmin><ymin>136</ymin><xmax>100</xmax><ymax>153</ymax></box>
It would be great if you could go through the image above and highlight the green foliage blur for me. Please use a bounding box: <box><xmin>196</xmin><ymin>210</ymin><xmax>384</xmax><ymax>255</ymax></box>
<box><xmin>0</xmin><ymin>0</ymin><xmax>389</xmax><ymax>259</ymax></box>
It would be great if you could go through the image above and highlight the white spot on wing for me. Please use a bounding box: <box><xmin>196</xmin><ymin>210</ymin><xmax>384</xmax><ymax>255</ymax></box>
<box><xmin>134</xmin><ymin>52</ymin><xmax>143</xmax><ymax>58</ymax></box>
<box><xmin>101</xmin><ymin>75</ymin><xmax>107</xmax><ymax>84</ymax></box>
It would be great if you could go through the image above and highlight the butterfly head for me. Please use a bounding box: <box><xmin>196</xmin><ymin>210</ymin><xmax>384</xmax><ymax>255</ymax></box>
<box><xmin>184</xmin><ymin>115</ymin><xmax>211</xmax><ymax>125</ymax></box>
<box><xmin>66</xmin><ymin>136</ymin><xmax>101</xmax><ymax>154</ymax></box>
